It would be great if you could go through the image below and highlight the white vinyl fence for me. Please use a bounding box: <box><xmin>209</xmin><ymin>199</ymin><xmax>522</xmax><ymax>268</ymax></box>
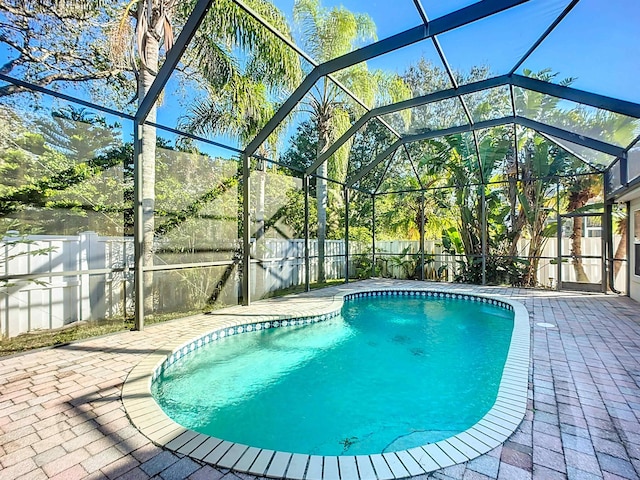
<box><xmin>1</xmin><ymin>232</ymin><xmax>133</xmax><ymax>338</ymax></box>
<box><xmin>1</xmin><ymin>233</ymin><xmax>627</xmax><ymax>337</ymax></box>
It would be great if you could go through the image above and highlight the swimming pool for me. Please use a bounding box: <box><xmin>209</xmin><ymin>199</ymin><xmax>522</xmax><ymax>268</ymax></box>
<box><xmin>123</xmin><ymin>284</ymin><xmax>530</xmax><ymax>479</ymax></box>
<box><xmin>152</xmin><ymin>291</ymin><xmax>514</xmax><ymax>455</ymax></box>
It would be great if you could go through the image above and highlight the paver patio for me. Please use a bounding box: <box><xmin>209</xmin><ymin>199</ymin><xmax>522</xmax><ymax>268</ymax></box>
<box><xmin>1</xmin><ymin>279</ymin><xmax>639</xmax><ymax>480</ymax></box>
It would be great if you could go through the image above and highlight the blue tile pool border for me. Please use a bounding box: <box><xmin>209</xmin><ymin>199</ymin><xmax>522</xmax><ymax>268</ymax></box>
<box><xmin>153</xmin><ymin>309</ymin><xmax>341</xmax><ymax>381</ymax></box>
<box><xmin>123</xmin><ymin>284</ymin><xmax>530</xmax><ymax>480</ymax></box>
<box><xmin>153</xmin><ymin>290</ymin><xmax>514</xmax><ymax>381</ymax></box>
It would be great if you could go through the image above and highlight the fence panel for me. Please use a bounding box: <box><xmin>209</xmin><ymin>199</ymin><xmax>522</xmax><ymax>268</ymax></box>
<box><xmin>1</xmin><ymin>233</ymin><xmax>132</xmax><ymax>337</ymax></box>
<box><xmin>2</xmin><ymin>235</ymin><xmax>82</xmax><ymax>336</ymax></box>
<box><xmin>1</xmin><ymin>234</ymin><xmax>627</xmax><ymax>337</ymax></box>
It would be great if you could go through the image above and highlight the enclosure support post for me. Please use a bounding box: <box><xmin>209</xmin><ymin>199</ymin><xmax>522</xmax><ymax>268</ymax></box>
<box><xmin>602</xmin><ymin>204</ymin><xmax>609</xmax><ymax>293</ymax></box>
<box><xmin>420</xmin><ymin>192</ymin><xmax>425</xmax><ymax>281</ymax></box>
<box><xmin>481</xmin><ymin>186</ymin><xmax>487</xmax><ymax>285</ymax></box>
<box><xmin>304</xmin><ymin>175</ymin><xmax>310</xmax><ymax>292</ymax></box>
<box><xmin>344</xmin><ymin>186</ymin><xmax>349</xmax><ymax>283</ymax></box>
<box><xmin>626</xmin><ymin>201</ymin><xmax>631</xmax><ymax>296</ymax></box>
<box><xmin>556</xmin><ymin>182</ymin><xmax>562</xmax><ymax>291</ymax></box>
<box><xmin>372</xmin><ymin>194</ymin><xmax>376</xmax><ymax>278</ymax></box>
<box><xmin>604</xmin><ymin>201</ymin><xmax>617</xmax><ymax>293</ymax></box>
<box><xmin>133</xmin><ymin>121</ymin><xmax>144</xmax><ymax>331</ymax></box>
<box><xmin>242</xmin><ymin>153</ymin><xmax>251</xmax><ymax>306</ymax></box>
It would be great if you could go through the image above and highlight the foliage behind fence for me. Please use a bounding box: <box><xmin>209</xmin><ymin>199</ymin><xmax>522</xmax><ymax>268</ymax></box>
<box><xmin>1</xmin><ymin>233</ymin><xmax>625</xmax><ymax>338</ymax></box>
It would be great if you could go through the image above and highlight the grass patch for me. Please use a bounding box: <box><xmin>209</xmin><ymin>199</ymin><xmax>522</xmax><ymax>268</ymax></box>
<box><xmin>0</xmin><ymin>303</ymin><xmax>234</xmax><ymax>357</ymax></box>
<box><xmin>0</xmin><ymin>320</ymin><xmax>134</xmax><ymax>357</ymax></box>
<box><xmin>0</xmin><ymin>281</ymin><xmax>348</xmax><ymax>357</ymax></box>
<box><xmin>143</xmin><ymin>309</ymin><xmax>208</xmax><ymax>326</ymax></box>
<box><xmin>0</xmin><ymin>308</ymin><xmax>212</xmax><ymax>357</ymax></box>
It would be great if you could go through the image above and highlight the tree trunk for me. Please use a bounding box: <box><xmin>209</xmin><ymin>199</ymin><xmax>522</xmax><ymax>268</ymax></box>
<box><xmin>139</xmin><ymin>34</ymin><xmax>160</xmax><ymax>315</ymax></box>
<box><xmin>316</xmin><ymin>162</ymin><xmax>327</xmax><ymax>283</ymax></box>
<box><xmin>507</xmin><ymin>177</ymin><xmax>525</xmax><ymax>258</ymax></box>
<box><xmin>526</xmin><ymin>235</ymin><xmax>540</xmax><ymax>286</ymax></box>
<box><xmin>525</xmin><ymin>206</ymin><xmax>550</xmax><ymax>287</ymax></box>
<box><xmin>316</xmin><ymin>119</ymin><xmax>330</xmax><ymax>284</ymax></box>
<box><xmin>416</xmin><ymin>200</ymin><xmax>425</xmax><ymax>280</ymax></box>
<box><xmin>527</xmin><ymin>233</ymin><xmax>544</xmax><ymax>286</ymax></box>
<box><xmin>613</xmin><ymin>216</ymin><xmax>628</xmax><ymax>280</ymax></box>
<box><xmin>255</xmin><ymin>161</ymin><xmax>266</xmax><ymax>297</ymax></box>
<box><xmin>567</xmin><ymin>190</ymin><xmax>593</xmax><ymax>283</ymax></box>
<box><xmin>571</xmin><ymin>215</ymin><xmax>589</xmax><ymax>282</ymax></box>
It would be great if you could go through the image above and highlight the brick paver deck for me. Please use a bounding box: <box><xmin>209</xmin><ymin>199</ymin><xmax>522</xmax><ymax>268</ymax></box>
<box><xmin>1</xmin><ymin>279</ymin><xmax>639</xmax><ymax>480</ymax></box>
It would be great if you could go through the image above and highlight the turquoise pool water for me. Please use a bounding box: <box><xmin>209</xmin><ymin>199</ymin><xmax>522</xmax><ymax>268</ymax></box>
<box><xmin>152</xmin><ymin>293</ymin><xmax>514</xmax><ymax>456</ymax></box>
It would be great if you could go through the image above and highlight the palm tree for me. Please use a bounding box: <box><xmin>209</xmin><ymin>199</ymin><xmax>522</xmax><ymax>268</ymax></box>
<box><xmin>515</xmin><ymin>134</ymin><xmax>570</xmax><ymax>286</ymax></box>
<box><xmin>510</xmin><ymin>70</ymin><xmax>580</xmax><ymax>286</ymax></box>
<box><xmin>561</xmin><ymin>109</ymin><xmax>636</xmax><ymax>283</ymax></box>
<box><xmin>293</xmin><ymin>0</ymin><xmax>410</xmax><ymax>282</ymax></box>
<box><xmin>564</xmin><ymin>175</ymin><xmax>601</xmax><ymax>282</ymax></box>
<box><xmin>612</xmin><ymin>207</ymin><xmax>627</xmax><ymax>281</ymax></box>
<box><xmin>178</xmin><ymin>3</ymin><xmax>301</xmax><ymax>301</ymax></box>
<box><xmin>294</xmin><ymin>0</ymin><xmax>374</xmax><ymax>283</ymax></box>
<box><xmin>178</xmin><ymin>0</ymin><xmax>302</xmax><ymax>147</ymax></box>
<box><xmin>108</xmin><ymin>0</ymin><xmax>302</xmax><ymax>317</ymax></box>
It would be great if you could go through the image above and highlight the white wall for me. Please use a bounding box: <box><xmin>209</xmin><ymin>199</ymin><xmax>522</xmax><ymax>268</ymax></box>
<box><xmin>630</xmin><ymin>195</ymin><xmax>640</xmax><ymax>304</ymax></box>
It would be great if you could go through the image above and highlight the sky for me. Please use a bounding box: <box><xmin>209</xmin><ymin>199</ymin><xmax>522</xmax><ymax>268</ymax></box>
<box><xmin>160</xmin><ymin>0</ymin><xmax>640</xmax><ymax>154</ymax></box>
<box><xmin>3</xmin><ymin>0</ymin><xmax>639</xmax><ymax>104</ymax></box>
<box><xmin>1</xmin><ymin>0</ymin><xmax>639</xmax><ymax>153</ymax></box>
<box><xmin>266</xmin><ymin>0</ymin><xmax>640</xmax><ymax>103</ymax></box>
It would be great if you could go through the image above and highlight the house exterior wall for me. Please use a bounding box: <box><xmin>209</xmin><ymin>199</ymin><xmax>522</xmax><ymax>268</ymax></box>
<box><xmin>630</xmin><ymin>194</ymin><xmax>640</xmax><ymax>304</ymax></box>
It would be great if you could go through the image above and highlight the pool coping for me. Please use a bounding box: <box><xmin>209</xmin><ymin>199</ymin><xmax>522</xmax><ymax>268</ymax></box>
<box><xmin>122</xmin><ymin>285</ymin><xmax>530</xmax><ymax>480</ymax></box>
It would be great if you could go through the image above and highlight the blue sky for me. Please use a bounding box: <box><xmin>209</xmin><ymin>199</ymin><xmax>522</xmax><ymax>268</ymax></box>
<box><xmin>2</xmin><ymin>0</ymin><xmax>639</xmax><ymax>152</ymax></box>
<box><xmin>267</xmin><ymin>0</ymin><xmax>640</xmax><ymax>103</ymax></box>
<box><xmin>191</xmin><ymin>0</ymin><xmax>637</xmax><ymax>152</ymax></box>
<box><xmin>2</xmin><ymin>0</ymin><xmax>638</xmax><ymax>105</ymax></box>
<box><xmin>517</xmin><ymin>0</ymin><xmax>640</xmax><ymax>104</ymax></box>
